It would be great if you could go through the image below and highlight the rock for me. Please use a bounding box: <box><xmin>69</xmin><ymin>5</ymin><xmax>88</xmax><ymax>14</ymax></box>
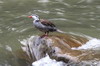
<box><xmin>21</xmin><ymin>33</ymin><xmax>89</xmax><ymax>63</ymax></box>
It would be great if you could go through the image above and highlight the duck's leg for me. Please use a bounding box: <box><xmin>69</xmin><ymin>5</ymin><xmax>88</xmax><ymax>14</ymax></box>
<box><xmin>40</xmin><ymin>32</ymin><xmax>49</xmax><ymax>38</ymax></box>
<box><xmin>45</xmin><ymin>32</ymin><xmax>49</xmax><ymax>36</ymax></box>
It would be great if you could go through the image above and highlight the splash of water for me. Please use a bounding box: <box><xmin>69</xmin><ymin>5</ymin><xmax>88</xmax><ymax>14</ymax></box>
<box><xmin>32</xmin><ymin>55</ymin><xmax>65</xmax><ymax>66</ymax></box>
<box><xmin>72</xmin><ymin>38</ymin><xmax>100</xmax><ymax>50</ymax></box>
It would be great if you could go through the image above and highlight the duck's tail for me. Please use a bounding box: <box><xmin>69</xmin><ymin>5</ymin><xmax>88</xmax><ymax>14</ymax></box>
<box><xmin>56</xmin><ymin>29</ymin><xmax>66</xmax><ymax>33</ymax></box>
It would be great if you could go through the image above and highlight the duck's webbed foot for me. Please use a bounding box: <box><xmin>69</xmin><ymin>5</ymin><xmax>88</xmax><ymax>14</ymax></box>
<box><xmin>40</xmin><ymin>35</ymin><xmax>46</xmax><ymax>38</ymax></box>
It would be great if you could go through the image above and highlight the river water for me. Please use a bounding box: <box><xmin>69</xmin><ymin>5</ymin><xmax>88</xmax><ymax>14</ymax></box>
<box><xmin>0</xmin><ymin>0</ymin><xmax>100</xmax><ymax>66</ymax></box>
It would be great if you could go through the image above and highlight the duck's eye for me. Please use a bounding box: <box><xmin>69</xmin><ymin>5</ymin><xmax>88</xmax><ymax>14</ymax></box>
<box><xmin>36</xmin><ymin>20</ymin><xmax>39</xmax><ymax>22</ymax></box>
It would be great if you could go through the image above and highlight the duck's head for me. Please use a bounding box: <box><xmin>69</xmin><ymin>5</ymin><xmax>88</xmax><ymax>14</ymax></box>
<box><xmin>28</xmin><ymin>14</ymin><xmax>39</xmax><ymax>20</ymax></box>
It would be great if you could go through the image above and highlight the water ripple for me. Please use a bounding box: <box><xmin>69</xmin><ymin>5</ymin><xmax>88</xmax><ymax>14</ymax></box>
<box><xmin>49</xmin><ymin>18</ymin><xmax>67</xmax><ymax>21</ymax></box>
<box><xmin>0</xmin><ymin>1</ymin><xmax>4</xmax><ymax>4</ymax></box>
<box><xmin>38</xmin><ymin>0</ymin><xmax>50</xmax><ymax>3</ymax></box>
<box><xmin>78</xmin><ymin>0</ymin><xmax>94</xmax><ymax>3</ymax></box>
<box><xmin>34</xmin><ymin>10</ymin><xmax>50</xmax><ymax>14</ymax></box>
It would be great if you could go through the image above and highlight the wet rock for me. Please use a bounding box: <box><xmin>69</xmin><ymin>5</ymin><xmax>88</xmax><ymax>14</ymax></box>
<box><xmin>21</xmin><ymin>33</ymin><xmax>89</xmax><ymax>63</ymax></box>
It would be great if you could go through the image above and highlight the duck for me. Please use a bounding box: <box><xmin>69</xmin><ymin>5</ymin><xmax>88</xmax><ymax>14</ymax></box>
<box><xmin>28</xmin><ymin>14</ymin><xmax>64</xmax><ymax>37</ymax></box>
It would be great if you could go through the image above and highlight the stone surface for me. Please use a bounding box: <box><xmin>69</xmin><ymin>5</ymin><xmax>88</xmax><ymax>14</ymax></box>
<box><xmin>20</xmin><ymin>33</ymin><xmax>89</xmax><ymax>63</ymax></box>
<box><xmin>18</xmin><ymin>33</ymin><xmax>88</xmax><ymax>63</ymax></box>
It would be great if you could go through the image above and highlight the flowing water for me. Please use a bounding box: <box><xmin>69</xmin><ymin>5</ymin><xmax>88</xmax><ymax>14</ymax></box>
<box><xmin>0</xmin><ymin>0</ymin><xmax>100</xmax><ymax>66</ymax></box>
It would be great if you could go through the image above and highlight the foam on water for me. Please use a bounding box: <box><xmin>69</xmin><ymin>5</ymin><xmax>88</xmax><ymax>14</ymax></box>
<box><xmin>19</xmin><ymin>36</ymin><xmax>35</xmax><ymax>52</ymax></box>
<box><xmin>32</xmin><ymin>55</ymin><xmax>65</xmax><ymax>66</ymax></box>
<box><xmin>5</xmin><ymin>45</ymin><xmax>12</xmax><ymax>52</ymax></box>
<box><xmin>72</xmin><ymin>38</ymin><xmax>100</xmax><ymax>50</ymax></box>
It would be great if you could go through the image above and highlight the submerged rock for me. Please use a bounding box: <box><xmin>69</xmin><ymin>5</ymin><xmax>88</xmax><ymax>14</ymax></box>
<box><xmin>20</xmin><ymin>33</ymin><xmax>89</xmax><ymax>63</ymax></box>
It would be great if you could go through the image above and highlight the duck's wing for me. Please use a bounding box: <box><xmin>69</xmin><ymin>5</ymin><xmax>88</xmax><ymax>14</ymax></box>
<box><xmin>40</xmin><ymin>19</ymin><xmax>56</xmax><ymax>27</ymax></box>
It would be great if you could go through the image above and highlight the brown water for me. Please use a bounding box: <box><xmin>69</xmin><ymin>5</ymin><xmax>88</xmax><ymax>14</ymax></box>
<box><xmin>0</xmin><ymin>0</ymin><xmax>100</xmax><ymax>66</ymax></box>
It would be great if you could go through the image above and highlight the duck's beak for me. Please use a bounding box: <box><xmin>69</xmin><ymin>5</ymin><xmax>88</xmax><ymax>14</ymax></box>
<box><xmin>28</xmin><ymin>16</ymin><xmax>32</xmax><ymax>18</ymax></box>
